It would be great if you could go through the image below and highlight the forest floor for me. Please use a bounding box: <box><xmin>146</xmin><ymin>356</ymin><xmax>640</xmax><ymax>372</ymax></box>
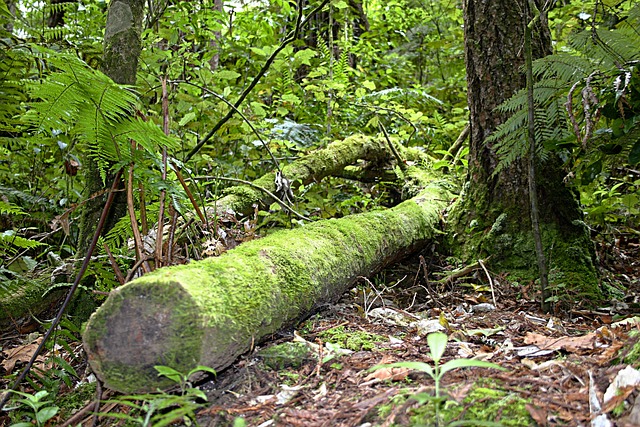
<box><xmin>1</xmin><ymin>233</ymin><xmax>640</xmax><ymax>426</ymax></box>
<box><xmin>191</xmin><ymin>234</ymin><xmax>640</xmax><ymax>427</ymax></box>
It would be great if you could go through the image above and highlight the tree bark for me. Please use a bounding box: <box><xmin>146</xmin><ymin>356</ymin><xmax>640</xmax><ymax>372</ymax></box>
<box><xmin>451</xmin><ymin>0</ymin><xmax>599</xmax><ymax>296</ymax></box>
<box><xmin>83</xmin><ymin>168</ymin><xmax>452</xmax><ymax>393</ymax></box>
<box><xmin>211</xmin><ymin>134</ymin><xmax>392</xmax><ymax>217</ymax></box>
<box><xmin>76</xmin><ymin>0</ymin><xmax>145</xmax><ymax>257</ymax></box>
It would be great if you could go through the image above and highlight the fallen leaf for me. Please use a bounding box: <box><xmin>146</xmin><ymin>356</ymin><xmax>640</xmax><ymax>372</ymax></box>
<box><xmin>362</xmin><ymin>366</ymin><xmax>410</xmax><ymax>383</ymax></box>
<box><xmin>524</xmin><ymin>331</ymin><xmax>597</xmax><ymax>353</ymax></box>
<box><xmin>525</xmin><ymin>403</ymin><xmax>547</xmax><ymax>425</ymax></box>
<box><xmin>1</xmin><ymin>337</ymin><xmax>45</xmax><ymax>373</ymax></box>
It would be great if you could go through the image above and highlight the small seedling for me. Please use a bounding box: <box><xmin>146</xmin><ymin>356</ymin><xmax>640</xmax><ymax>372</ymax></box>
<box><xmin>155</xmin><ymin>365</ymin><xmax>217</xmax><ymax>397</ymax></box>
<box><xmin>372</xmin><ymin>332</ymin><xmax>506</xmax><ymax>426</ymax></box>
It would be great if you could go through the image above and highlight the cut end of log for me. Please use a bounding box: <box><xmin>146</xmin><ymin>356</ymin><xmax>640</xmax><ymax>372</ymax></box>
<box><xmin>83</xmin><ymin>280</ymin><xmax>204</xmax><ymax>393</ymax></box>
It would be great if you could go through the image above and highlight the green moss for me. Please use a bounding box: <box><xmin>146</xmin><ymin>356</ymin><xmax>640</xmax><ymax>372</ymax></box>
<box><xmin>57</xmin><ymin>382</ymin><xmax>97</xmax><ymax>420</ymax></box>
<box><xmin>449</xmin><ymin>206</ymin><xmax>601</xmax><ymax>303</ymax></box>
<box><xmin>0</xmin><ymin>278</ymin><xmax>62</xmax><ymax>328</ymax></box>
<box><xmin>621</xmin><ymin>330</ymin><xmax>640</xmax><ymax>366</ymax></box>
<box><xmin>378</xmin><ymin>383</ymin><xmax>533</xmax><ymax>426</ymax></box>
<box><xmin>318</xmin><ymin>325</ymin><xmax>386</xmax><ymax>351</ymax></box>
<box><xmin>83</xmin><ymin>282</ymin><xmax>204</xmax><ymax>392</ymax></box>
<box><xmin>84</xmin><ymin>172</ymin><xmax>451</xmax><ymax>392</ymax></box>
<box><xmin>259</xmin><ymin>342</ymin><xmax>315</xmax><ymax>370</ymax></box>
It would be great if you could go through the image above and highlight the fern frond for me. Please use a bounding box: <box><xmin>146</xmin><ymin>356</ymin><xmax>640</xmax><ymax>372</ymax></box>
<box><xmin>334</xmin><ymin>49</ymin><xmax>350</xmax><ymax>83</ymax></box>
<box><xmin>0</xmin><ymin>201</ymin><xmax>26</xmax><ymax>216</ymax></box>
<box><xmin>532</xmin><ymin>53</ymin><xmax>592</xmax><ymax>82</ymax></box>
<box><xmin>24</xmin><ymin>50</ymin><xmax>178</xmax><ymax>182</ymax></box>
<box><xmin>0</xmin><ymin>230</ymin><xmax>45</xmax><ymax>254</ymax></box>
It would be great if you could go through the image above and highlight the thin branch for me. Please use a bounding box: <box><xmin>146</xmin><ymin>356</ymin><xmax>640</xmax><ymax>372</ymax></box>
<box><xmin>378</xmin><ymin>121</ymin><xmax>406</xmax><ymax>170</ymax></box>
<box><xmin>478</xmin><ymin>258</ymin><xmax>497</xmax><ymax>308</ymax></box>
<box><xmin>174</xmin><ymin>80</ymin><xmax>281</xmax><ymax>172</ymax></box>
<box><xmin>184</xmin><ymin>0</ymin><xmax>331</xmax><ymax>163</ymax></box>
<box><xmin>195</xmin><ymin>175</ymin><xmax>312</xmax><ymax>222</ymax></box>
<box><xmin>126</xmin><ymin>159</ymin><xmax>151</xmax><ymax>274</ymax></box>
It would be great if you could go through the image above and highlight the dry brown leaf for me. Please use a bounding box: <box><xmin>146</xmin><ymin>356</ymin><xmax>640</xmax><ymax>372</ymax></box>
<box><xmin>362</xmin><ymin>366</ymin><xmax>410</xmax><ymax>383</ymax></box>
<box><xmin>1</xmin><ymin>337</ymin><xmax>45</xmax><ymax>373</ymax></box>
<box><xmin>524</xmin><ymin>331</ymin><xmax>597</xmax><ymax>353</ymax></box>
<box><xmin>525</xmin><ymin>403</ymin><xmax>548</xmax><ymax>425</ymax></box>
<box><xmin>447</xmin><ymin>383</ymin><xmax>474</xmax><ymax>403</ymax></box>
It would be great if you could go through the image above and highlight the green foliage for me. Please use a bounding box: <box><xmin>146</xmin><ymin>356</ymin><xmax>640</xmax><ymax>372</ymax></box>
<box><xmin>23</xmin><ymin>50</ymin><xmax>179</xmax><ymax>182</ymax></box>
<box><xmin>6</xmin><ymin>390</ymin><xmax>59</xmax><ymax>427</ymax></box>
<box><xmin>372</xmin><ymin>332</ymin><xmax>505</xmax><ymax>426</ymax></box>
<box><xmin>102</xmin><ymin>365</ymin><xmax>216</xmax><ymax>427</ymax></box>
<box><xmin>491</xmin><ymin>3</ymin><xmax>640</xmax><ymax>227</ymax></box>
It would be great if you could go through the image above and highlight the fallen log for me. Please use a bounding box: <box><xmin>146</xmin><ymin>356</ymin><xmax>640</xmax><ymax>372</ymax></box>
<box><xmin>210</xmin><ymin>134</ymin><xmax>391</xmax><ymax>216</ymax></box>
<box><xmin>83</xmin><ymin>168</ymin><xmax>452</xmax><ymax>393</ymax></box>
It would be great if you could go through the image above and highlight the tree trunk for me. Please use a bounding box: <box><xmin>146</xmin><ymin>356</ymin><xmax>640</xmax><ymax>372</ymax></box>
<box><xmin>83</xmin><ymin>169</ymin><xmax>452</xmax><ymax>393</ymax></box>
<box><xmin>76</xmin><ymin>0</ymin><xmax>145</xmax><ymax>257</ymax></box>
<box><xmin>451</xmin><ymin>0</ymin><xmax>599</xmax><ymax>297</ymax></box>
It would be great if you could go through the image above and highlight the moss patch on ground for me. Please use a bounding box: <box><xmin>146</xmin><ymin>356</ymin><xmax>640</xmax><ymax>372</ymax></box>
<box><xmin>317</xmin><ymin>325</ymin><xmax>386</xmax><ymax>351</ymax></box>
<box><xmin>376</xmin><ymin>382</ymin><xmax>533</xmax><ymax>426</ymax></box>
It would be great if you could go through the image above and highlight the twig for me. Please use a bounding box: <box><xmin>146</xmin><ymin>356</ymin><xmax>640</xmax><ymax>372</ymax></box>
<box><xmin>349</xmin><ymin>100</ymin><xmax>421</xmax><ymax>145</ymax></box>
<box><xmin>91</xmin><ymin>380</ymin><xmax>102</xmax><ymax>427</ymax></box>
<box><xmin>165</xmin><ymin>206</ymin><xmax>178</xmax><ymax>266</ymax></box>
<box><xmin>418</xmin><ymin>255</ymin><xmax>442</xmax><ymax>307</ymax></box>
<box><xmin>126</xmin><ymin>160</ymin><xmax>151</xmax><ymax>274</ymax></box>
<box><xmin>103</xmin><ymin>242</ymin><xmax>125</xmax><ymax>285</ymax></box>
<box><xmin>478</xmin><ymin>258</ymin><xmax>497</xmax><ymax>307</ymax></box>
<box><xmin>155</xmin><ymin>76</ymin><xmax>170</xmax><ymax>268</ymax></box>
<box><xmin>124</xmin><ymin>255</ymin><xmax>155</xmax><ymax>283</ymax></box>
<box><xmin>174</xmin><ymin>80</ymin><xmax>281</xmax><ymax>173</ymax></box>
<box><xmin>194</xmin><ymin>175</ymin><xmax>312</xmax><ymax>222</ymax></box>
<box><xmin>378</xmin><ymin>121</ymin><xmax>405</xmax><ymax>170</ymax></box>
<box><xmin>447</xmin><ymin>124</ymin><xmax>469</xmax><ymax>161</ymax></box>
<box><xmin>170</xmin><ymin>161</ymin><xmax>207</xmax><ymax>226</ymax></box>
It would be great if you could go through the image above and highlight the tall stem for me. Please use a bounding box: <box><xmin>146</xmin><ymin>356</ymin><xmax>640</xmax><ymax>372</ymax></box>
<box><xmin>525</xmin><ymin>1</ymin><xmax>550</xmax><ymax>312</ymax></box>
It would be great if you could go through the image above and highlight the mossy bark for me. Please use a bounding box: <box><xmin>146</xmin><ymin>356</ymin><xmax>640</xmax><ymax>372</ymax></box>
<box><xmin>211</xmin><ymin>134</ymin><xmax>391</xmax><ymax>216</ymax></box>
<box><xmin>83</xmin><ymin>170</ymin><xmax>452</xmax><ymax>393</ymax></box>
<box><xmin>0</xmin><ymin>280</ymin><xmax>63</xmax><ymax>332</ymax></box>
<box><xmin>451</xmin><ymin>0</ymin><xmax>600</xmax><ymax>299</ymax></box>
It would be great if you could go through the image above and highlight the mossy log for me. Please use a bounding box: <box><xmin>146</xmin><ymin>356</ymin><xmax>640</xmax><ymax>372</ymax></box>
<box><xmin>211</xmin><ymin>134</ymin><xmax>391</xmax><ymax>216</ymax></box>
<box><xmin>82</xmin><ymin>170</ymin><xmax>452</xmax><ymax>393</ymax></box>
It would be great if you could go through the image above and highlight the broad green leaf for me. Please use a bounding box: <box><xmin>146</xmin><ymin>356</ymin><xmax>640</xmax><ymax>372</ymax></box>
<box><xmin>294</xmin><ymin>49</ymin><xmax>317</xmax><ymax>66</ymax></box>
<box><xmin>154</xmin><ymin>365</ymin><xmax>183</xmax><ymax>383</ymax></box>
<box><xmin>36</xmin><ymin>406</ymin><xmax>59</xmax><ymax>425</ymax></box>
<box><xmin>215</xmin><ymin>70</ymin><xmax>241</xmax><ymax>80</ymax></box>
<box><xmin>250</xmin><ymin>47</ymin><xmax>267</xmax><ymax>57</ymax></box>
<box><xmin>281</xmin><ymin>93</ymin><xmax>301</xmax><ymax>104</ymax></box>
<box><xmin>250</xmin><ymin>102</ymin><xmax>267</xmax><ymax>118</ymax></box>
<box><xmin>188</xmin><ymin>365</ymin><xmax>217</xmax><ymax>377</ymax></box>
<box><xmin>333</xmin><ymin>0</ymin><xmax>348</xmax><ymax>9</ymax></box>
<box><xmin>362</xmin><ymin>80</ymin><xmax>376</xmax><ymax>91</ymax></box>
<box><xmin>427</xmin><ymin>332</ymin><xmax>448</xmax><ymax>363</ymax></box>
<box><xmin>178</xmin><ymin>111</ymin><xmax>197</xmax><ymax>126</ymax></box>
